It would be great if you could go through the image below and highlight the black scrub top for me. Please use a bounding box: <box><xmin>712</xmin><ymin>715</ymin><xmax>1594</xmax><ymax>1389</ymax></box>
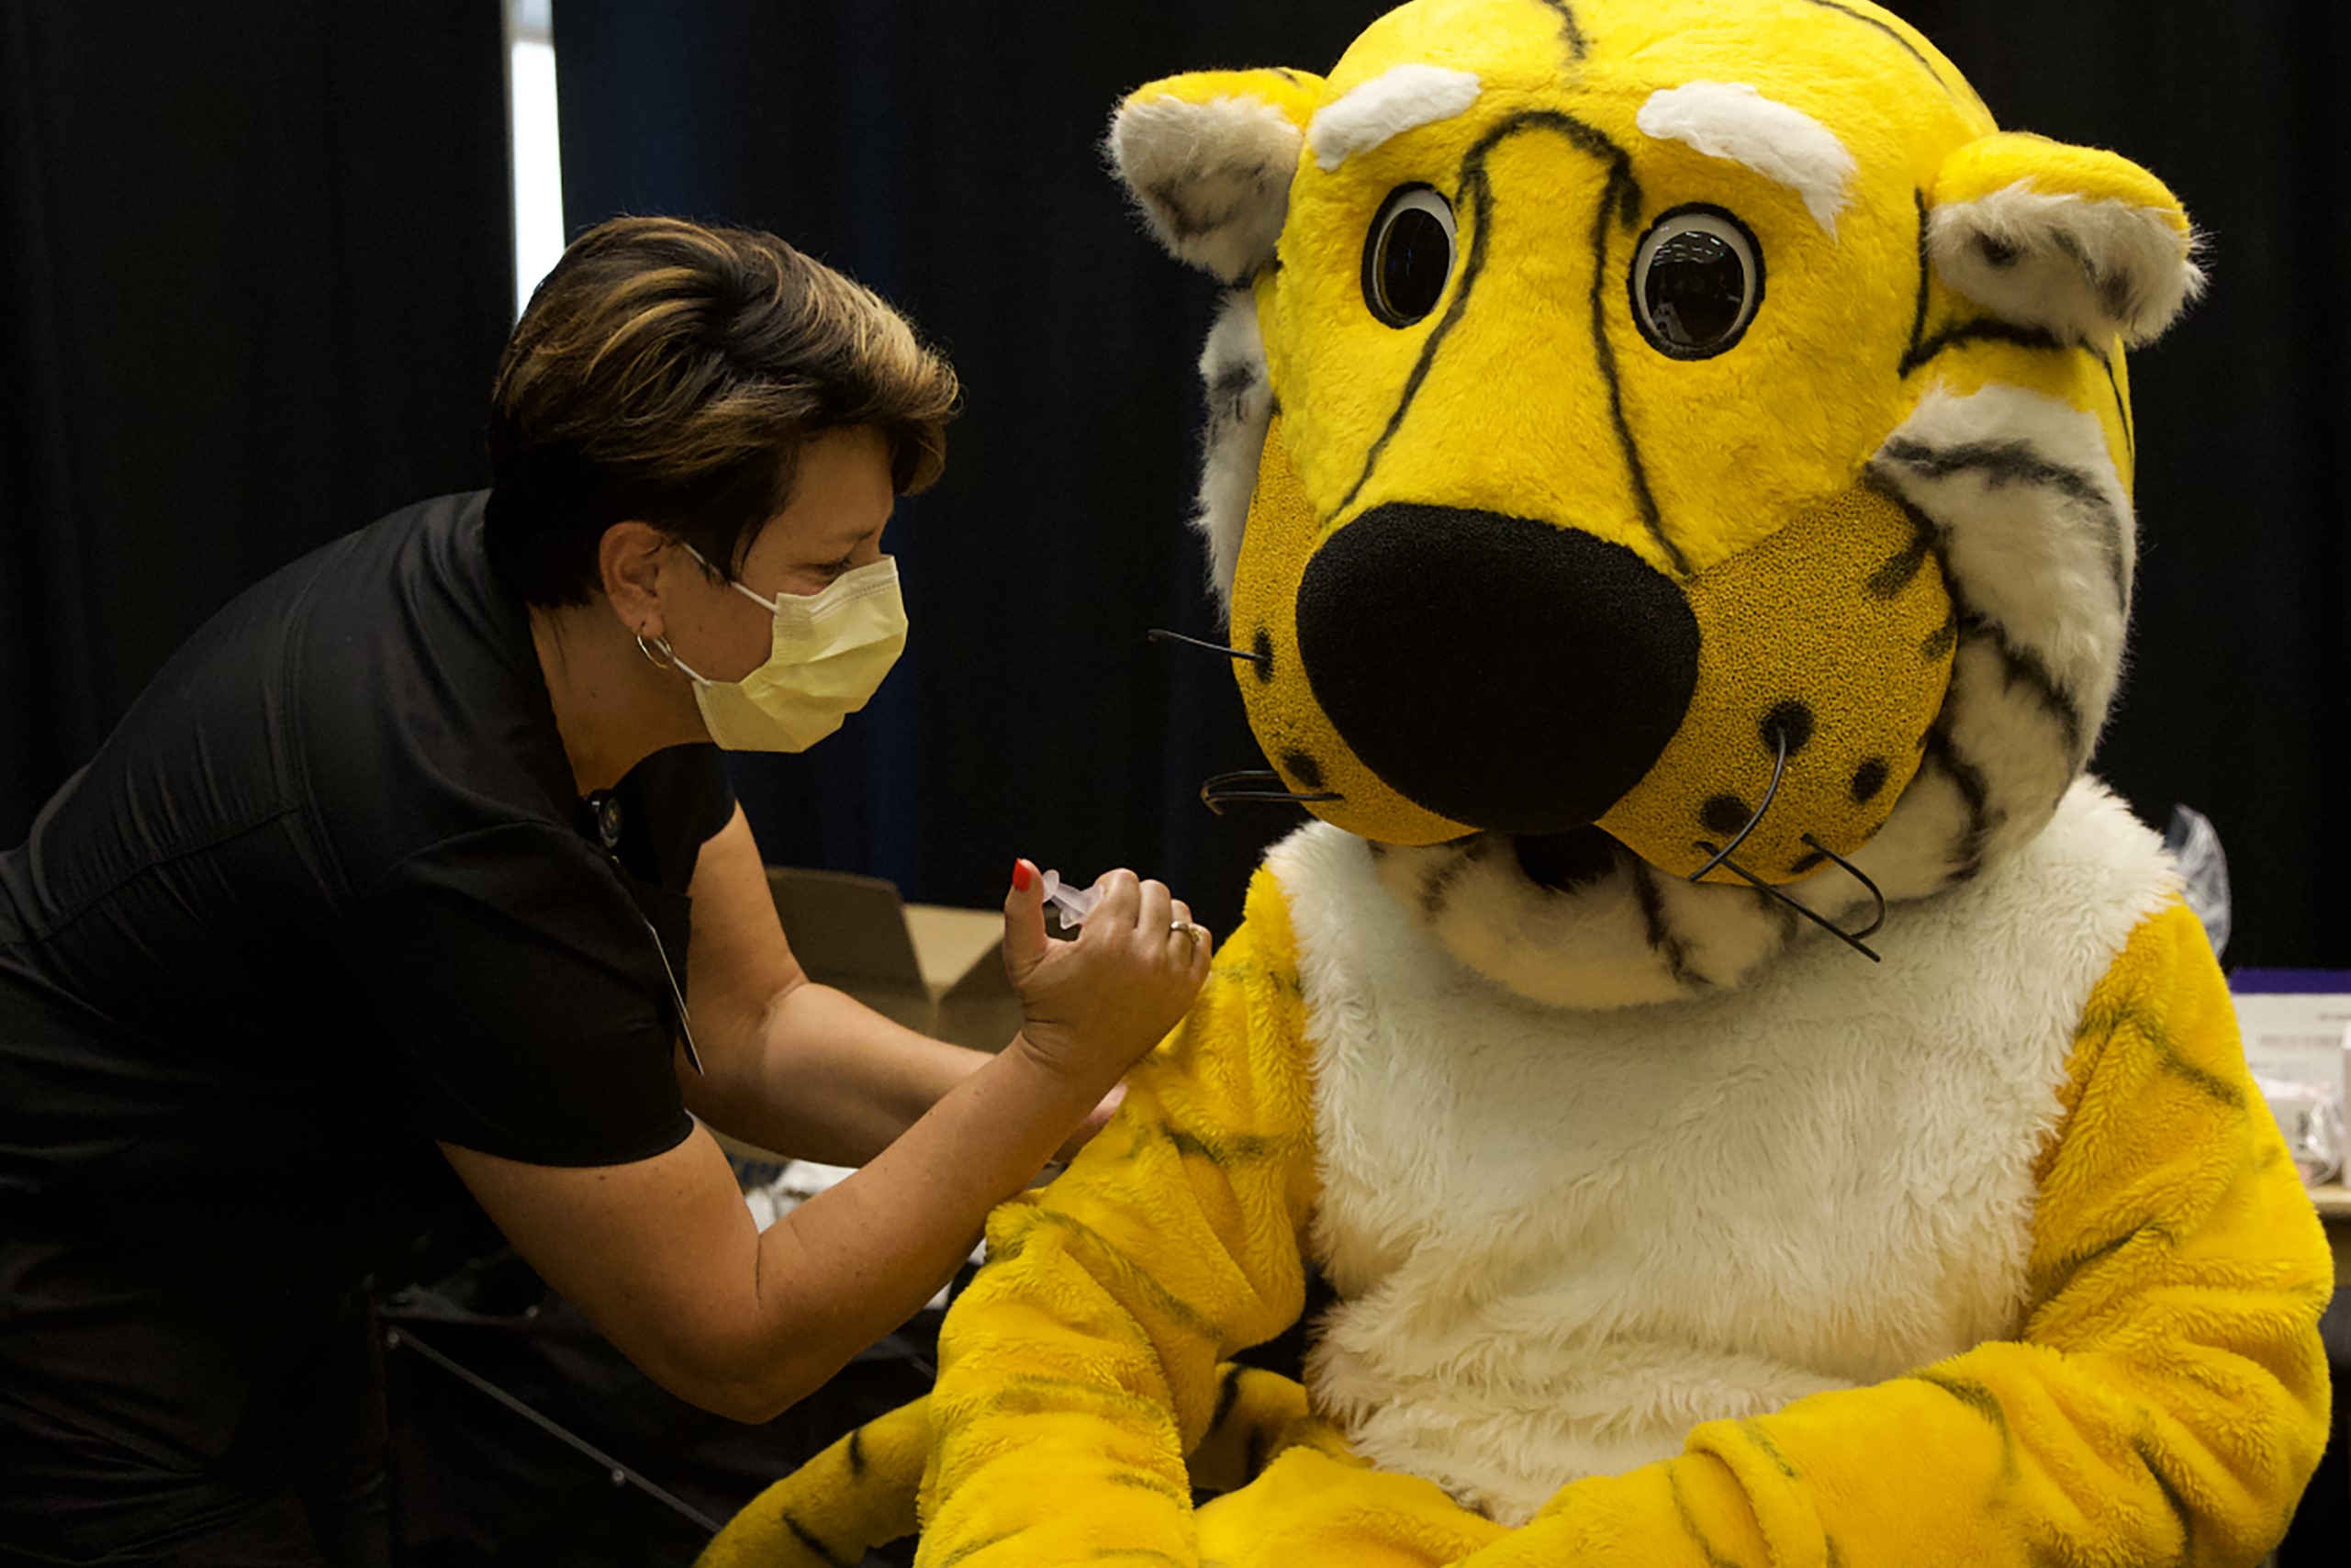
<box><xmin>0</xmin><ymin>491</ymin><xmax>733</xmax><ymax>1297</ymax></box>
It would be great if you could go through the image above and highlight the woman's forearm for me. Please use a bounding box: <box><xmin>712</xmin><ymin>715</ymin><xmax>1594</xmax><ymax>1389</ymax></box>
<box><xmin>691</xmin><ymin>980</ymin><xmax>992</xmax><ymax>1166</ymax></box>
<box><xmin>444</xmin><ymin>1029</ymin><xmax>1105</xmax><ymax>1428</ymax></box>
<box><xmin>735</xmin><ymin>1033</ymin><xmax>1109</xmax><ymax>1415</ymax></box>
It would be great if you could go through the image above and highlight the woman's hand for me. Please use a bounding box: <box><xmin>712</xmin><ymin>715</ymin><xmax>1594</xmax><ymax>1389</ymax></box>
<box><xmin>1002</xmin><ymin>859</ymin><xmax>1210</xmax><ymax>1094</ymax></box>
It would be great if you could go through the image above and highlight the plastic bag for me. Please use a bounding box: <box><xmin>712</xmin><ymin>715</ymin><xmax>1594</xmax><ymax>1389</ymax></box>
<box><xmin>2165</xmin><ymin>802</ymin><xmax>2232</xmax><ymax>961</ymax></box>
<box><xmin>2255</xmin><ymin>1074</ymin><xmax>2347</xmax><ymax>1186</ymax></box>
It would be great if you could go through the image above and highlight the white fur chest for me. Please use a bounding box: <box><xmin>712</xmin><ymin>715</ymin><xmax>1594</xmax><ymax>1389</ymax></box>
<box><xmin>1273</xmin><ymin>783</ymin><xmax>2177</xmax><ymax>1526</ymax></box>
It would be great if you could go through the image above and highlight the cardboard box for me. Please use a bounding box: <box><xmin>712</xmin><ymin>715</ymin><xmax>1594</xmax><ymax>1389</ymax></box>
<box><xmin>762</xmin><ymin>866</ymin><xmax>1022</xmax><ymax>1056</ymax></box>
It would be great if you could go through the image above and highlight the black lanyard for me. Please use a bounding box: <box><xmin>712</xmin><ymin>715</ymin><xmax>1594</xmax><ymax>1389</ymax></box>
<box><xmin>584</xmin><ymin>789</ymin><xmax>703</xmax><ymax>1076</ymax></box>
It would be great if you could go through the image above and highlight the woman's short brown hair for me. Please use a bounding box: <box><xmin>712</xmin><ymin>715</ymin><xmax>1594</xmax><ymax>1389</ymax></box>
<box><xmin>485</xmin><ymin>216</ymin><xmax>959</xmax><ymax>607</ymax></box>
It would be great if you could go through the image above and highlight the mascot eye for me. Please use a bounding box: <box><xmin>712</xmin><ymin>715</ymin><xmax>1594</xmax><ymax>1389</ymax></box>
<box><xmin>1362</xmin><ymin>185</ymin><xmax>1458</xmax><ymax>328</ymax></box>
<box><xmin>1630</xmin><ymin>206</ymin><xmax>1763</xmax><ymax>358</ymax></box>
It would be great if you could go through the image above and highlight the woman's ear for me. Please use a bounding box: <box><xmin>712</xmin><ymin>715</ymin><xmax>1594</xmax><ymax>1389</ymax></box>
<box><xmin>1928</xmin><ymin>131</ymin><xmax>2204</xmax><ymax>348</ymax></box>
<box><xmin>1105</xmin><ymin>67</ymin><xmax>1325</xmax><ymax>283</ymax></box>
<box><xmin>597</xmin><ymin>521</ymin><xmax>675</xmax><ymax>637</ymax></box>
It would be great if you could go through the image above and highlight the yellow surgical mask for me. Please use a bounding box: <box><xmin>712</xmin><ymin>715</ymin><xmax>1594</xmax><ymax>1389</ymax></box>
<box><xmin>655</xmin><ymin>551</ymin><xmax>908</xmax><ymax>753</ymax></box>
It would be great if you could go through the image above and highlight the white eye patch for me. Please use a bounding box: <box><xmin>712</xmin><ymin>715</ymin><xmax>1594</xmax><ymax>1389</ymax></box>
<box><xmin>1307</xmin><ymin>64</ymin><xmax>1483</xmax><ymax>173</ymax></box>
<box><xmin>1636</xmin><ymin>81</ymin><xmax>1857</xmax><ymax>237</ymax></box>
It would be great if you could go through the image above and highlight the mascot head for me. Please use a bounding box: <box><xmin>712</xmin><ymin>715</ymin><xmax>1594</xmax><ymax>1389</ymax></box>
<box><xmin>1113</xmin><ymin>0</ymin><xmax>2200</xmax><ymax>1006</ymax></box>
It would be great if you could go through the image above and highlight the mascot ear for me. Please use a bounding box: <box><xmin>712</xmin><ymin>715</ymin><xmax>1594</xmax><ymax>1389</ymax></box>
<box><xmin>1927</xmin><ymin>132</ymin><xmax>2204</xmax><ymax>347</ymax></box>
<box><xmin>1107</xmin><ymin>69</ymin><xmax>1325</xmax><ymax>283</ymax></box>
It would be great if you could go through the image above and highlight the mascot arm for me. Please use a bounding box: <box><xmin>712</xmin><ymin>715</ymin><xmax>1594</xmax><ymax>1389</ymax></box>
<box><xmin>1461</xmin><ymin>898</ymin><xmax>2333</xmax><ymax>1568</ymax></box>
<box><xmin>918</xmin><ymin>868</ymin><xmax>1321</xmax><ymax>1568</ymax></box>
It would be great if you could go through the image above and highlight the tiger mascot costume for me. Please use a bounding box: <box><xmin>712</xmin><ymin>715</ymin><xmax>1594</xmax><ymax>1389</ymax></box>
<box><xmin>706</xmin><ymin>1</ymin><xmax>2334</xmax><ymax>1563</ymax></box>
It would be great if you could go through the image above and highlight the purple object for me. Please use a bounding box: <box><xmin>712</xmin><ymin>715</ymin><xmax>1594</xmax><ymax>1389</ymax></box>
<box><xmin>2230</xmin><ymin>970</ymin><xmax>2351</xmax><ymax>995</ymax></box>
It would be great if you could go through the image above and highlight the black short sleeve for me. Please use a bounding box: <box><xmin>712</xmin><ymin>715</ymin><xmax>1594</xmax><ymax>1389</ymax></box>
<box><xmin>602</xmin><ymin>745</ymin><xmax>736</xmax><ymax>889</ymax></box>
<box><xmin>2</xmin><ymin>496</ymin><xmax>762</xmax><ymax>1302</ymax></box>
<box><xmin>344</xmin><ymin>822</ymin><xmax>696</xmax><ymax>1167</ymax></box>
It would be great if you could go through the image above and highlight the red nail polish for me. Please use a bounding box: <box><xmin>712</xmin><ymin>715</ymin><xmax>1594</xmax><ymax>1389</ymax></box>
<box><xmin>1012</xmin><ymin>859</ymin><xmax>1032</xmax><ymax>892</ymax></box>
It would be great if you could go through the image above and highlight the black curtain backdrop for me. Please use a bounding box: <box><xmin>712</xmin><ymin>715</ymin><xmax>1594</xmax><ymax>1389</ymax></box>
<box><xmin>0</xmin><ymin>2</ymin><xmax>512</xmax><ymax>845</ymax></box>
<box><xmin>556</xmin><ymin>0</ymin><xmax>2351</xmax><ymax>965</ymax></box>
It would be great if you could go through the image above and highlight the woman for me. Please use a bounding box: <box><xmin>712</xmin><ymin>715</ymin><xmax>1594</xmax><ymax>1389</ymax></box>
<box><xmin>0</xmin><ymin>217</ymin><xmax>1209</xmax><ymax>1567</ymax></box>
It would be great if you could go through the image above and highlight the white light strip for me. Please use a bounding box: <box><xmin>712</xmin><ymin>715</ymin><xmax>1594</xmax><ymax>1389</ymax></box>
<box><xmin>505</xmin><ymin>0</ymin><xmax>565</xmax><ymax>317</ymax></box>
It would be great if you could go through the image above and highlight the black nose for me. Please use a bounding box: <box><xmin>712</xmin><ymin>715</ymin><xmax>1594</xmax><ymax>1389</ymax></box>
<box><xmin>1295</xmin><ymin>504</ymin><xmax>1698</xmax><ymax>834</ymax></box>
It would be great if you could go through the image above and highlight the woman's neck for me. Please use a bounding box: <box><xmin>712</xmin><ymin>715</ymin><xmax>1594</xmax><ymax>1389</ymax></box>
<box><xmin>528</xmin><ymin>599</ymin><xmax>710</xmax><ymax>795</ymax></box>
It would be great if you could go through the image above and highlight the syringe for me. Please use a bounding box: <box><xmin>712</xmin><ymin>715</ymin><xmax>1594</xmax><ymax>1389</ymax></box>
<box><xmin>1037</xmin><ymin>869</ymin><xmax>1100</xmax><ymax>932</ymax></box>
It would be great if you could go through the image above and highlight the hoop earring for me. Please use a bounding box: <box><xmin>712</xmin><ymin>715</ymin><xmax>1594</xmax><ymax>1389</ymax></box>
<box><xmin>634</xmin><ymin>633</ymin><xmax>678</xmax><ymax>672</ymax></box>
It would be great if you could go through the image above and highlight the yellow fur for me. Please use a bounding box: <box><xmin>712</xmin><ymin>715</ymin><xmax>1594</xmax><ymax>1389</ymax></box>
<box><xmin>1935</xmin><ymin>133</ymin><xmax>2193</xmax><ymax>230</ymax></box>
<box><xmin>699</xmin><ymin>1396</ymin><xmax>930</xmax><ymax>1568</ymax></box>
<box><xmin>918</xmin><ymin>874</ymin><xmax>1320</xmax><ymax>1562</ymax></box>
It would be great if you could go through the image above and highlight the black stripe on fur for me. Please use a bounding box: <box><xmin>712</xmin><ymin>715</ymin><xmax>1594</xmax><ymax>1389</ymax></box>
<box><xmin>1591</xmin><ymin>160</ymin><xmax>1686</xmax><ymax>575</ymax></box>
<box><xmin>1920</xmin><ymin>720</ymin><xmax>1994</xmax><ymax>882</ymax></box>
<box><xmin>1755</xmin><ymin>882</ymin><xmax>1803</xmax><ymax>943</ymax></box>
<box><xmin>1902</xmin><ymin>191</ymin><xmax>1932</xmax><ymax>374</ymax></box>
<box><xmin>1331</xmin><ymin>111</ymin><xmax>1688</xmax><ymax>573</ymax></box>
<box><xmin>1537</xmin><ymin>1</ymin><xmax>1590</xmax><ymax>61</ymax></box>
<box><xmin>2145</xmin><ymin>1017</ymin><xmax>2249</xmax><ymax>1110</ymax></box>
<box><xmin>1023</xmin><ymin>1210</ymin><xmax>1222</xmax><ymax>1343</ymax></box>
<box><xmin>1165</xmin><ymin>1126</ymin><xmax>1293</xmax><ymax>1166</ymax></box>
<box><xmin>1418</xmin><ymin>853</ymin><xmax>1461</xmax><ymax>919</ymax></box>
<box><xmin>1737</xmin><ymin>1418</ymin><xmax>1800</xmax><ymax>1480</ymax></box>
<box><xmin>2029</xmin><ymin>1218</ymin><xmax>2172</xmax><ymax>1305</ymax></box>
<box><xmin>1209</xmin><ymin>1364</ymin><xmax>1242</xmax><ymax>1435</ymax></box>
<box><xmin>1796</xmin><ymin>0</ymin><xmax>1957</xmax><ymax>101</ymax></box>
<box><xmin>1878</xmin><ymin>434</ymin><xmax>2130</xmax><ymax>617</ymax></box>
<box><xmin>1866</xmin><ymin>500</ymin><xmax>1936</xmax><ymax>599</ymax></box>
<box><xmin>1920</xmin><ymin>602</ymin><xmax>1960</xmax><ymax>661</ymax></box>
<box><xmin>1955</xmin><ymin>616</ymin><xmax>2088</xmax><ymax>766</ymax></box>
<box><xmin>937</xmin><ymin>1533</ymin><xmax>1019</xmax><ymax>1568</ymax></box>
<box><xmin>2097</xmin><ymin>350</ymin><xmax>2135</xmax><ymax>467</ymax></box>
<box><xmin>1908</xmin><ymin>1372</ymin><xmax>2019</xmax><ymax>1484</ymax></box>
<box><xmin>782</xmin><ymin>1512</ymin><xmax>855</xmax><ymax>1568</ymax></box>
<box><xmin>2131</xmin><ymin>1435</ymin><xmax>2199</xmax><ymax>1564</ymax></box>
<box><xmin>1869</xmin><ymin>461</ymin><xmax>2103</xmax><ymax>768</ymax></box>
<box><xmin>1665</xmin><ymin>1462</ymin><xmax>1749</xmax><ymax>1568</ymax></box>
<box><xmin>1243</xmin><ymin>1422</ymin><xmax>1273</xmax><ymax>1483</ymax></box>
<box><xmin>2047</xmin><ymin>228</ymin><xmax>2135</xmax><ymax>322</ymax></box>
<box><xmin>1900</xmin><ymin>318</ymin><xmax>2067</xmax><ymax>377</ymax></box>
<box><xmin>1630</xmin><ymin>860</ymin><xmax>1702</xmax><ymax>990</ymax></box>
